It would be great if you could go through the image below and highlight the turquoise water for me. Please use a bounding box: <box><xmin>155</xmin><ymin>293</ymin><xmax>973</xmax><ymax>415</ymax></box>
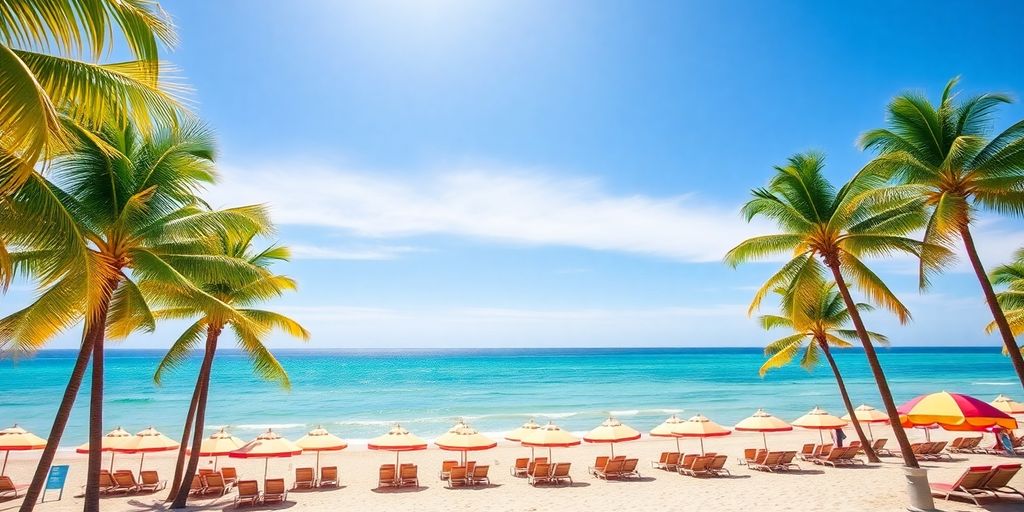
<box><xmin>0</xmin><ymin>347</ymin><xmax>1017</xmax><ymax>446</ymax></box>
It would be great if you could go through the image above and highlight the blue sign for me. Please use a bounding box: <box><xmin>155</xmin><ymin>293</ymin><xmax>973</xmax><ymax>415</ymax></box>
<box><xmin>42</xmin><ymin>465</ymin><xmax>69</xmax><ymax>502</ymax></box>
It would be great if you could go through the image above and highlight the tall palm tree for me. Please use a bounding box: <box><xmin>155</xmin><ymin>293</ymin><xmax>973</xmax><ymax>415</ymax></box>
<box><xmin>859</xmin><ymin>77</ymin><xmax>1024</xmax><ymax>388</ymax></box>
<box><xmin>725</xmin><ymin>151</ymin><xmax>952</xmax><ymax>470</ymax></box>
<box><xmin>0</xmin><ymin>0</ymin><xmax>187</xmax><ymax>290</ymax></box>
<box><xmin>126</xmin><ymin>229</ymin><xmax>309</xmax><ymax>506</ymax></box>
<box><xmin>758</xmin><ymin>281</ymin><xmax>887</xmax><ymax>462</ymax></box>
<box><xmin>0</xmin><ymin>119</ymin><xmax>268</xmax><ymax>512</ymax></box>
<box><xmin>988</xmin><ymin>248</ymin><xmax>1024</xmax><ymax>355</ymax></box>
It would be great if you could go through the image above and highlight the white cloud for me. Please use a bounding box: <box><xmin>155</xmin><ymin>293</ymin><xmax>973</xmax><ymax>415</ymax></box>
<box><xmin>208</xmin><ymin>162</ymin><xmax>767</xmax><ymax>262</ymax></box>
<box><xmin>289</xmin><ymin>244</ymin><xmax>423</xmax><ymax>261</ymax></box>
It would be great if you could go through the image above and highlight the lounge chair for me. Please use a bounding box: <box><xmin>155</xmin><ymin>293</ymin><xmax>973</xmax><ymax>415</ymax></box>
<box><xmin>930</xmin><ymin>466</ymin><xmax>995</xmax><ymax>506</ymax></box>
<box><xmin>663</xmin><ymin>452</ymin><xmax>681</xmax><ymax>471</ymax></box>
<box><xmin>97</xmin><ymin>471</ymin><xmax>118</xmax><ymax>495</ymax></box>
<box><xmin>511</xmin><ymin>457</ymin><xmax>529</xmax><ymax>477</ymax></box>
<box><xmin>471</xmin><ymin>465</ymin><xmax>490</xmax><ymax>486</ymax></box>
<box><xmin>798</xmin><ymin>444</ymin><xmax>816</xmax><ymax>461</ymax></box>
<box><xmin>590</xmin><ymin>456</ymin><xmax>610</xmax><ymax>474</ymax></box>
<box><xmin>838</xmin><ymin>446</ymin><xmax>865</xmax><ymax>465</ymax></box>
<box><xmin>221</xmin><ymin>467</ymin><xmax>238</xmax><ymax>486</ymax></box>
<box><xmin>677</xmin><ymin>453</ymin><xmax>698</xmax><ymax>472</ymax></box>
<box><xmin>650</xmin><ymin>452</ymin><xmax>670</xmax><ymax>469</ymax></box>
<box><xmin>948</xmin><ymin>437</ymin><xmax>966</xmax><ymax>453</ymax></box>
<box><xmin>528</xmin><ymin>462</ymin><xmax>552</xmax><ymax>486</ymax></box>
<box><xmin>593</xmin><ymin>458</ymin><xmax>624</xmax><ymax>480</ymax></box>
<box><xmin>680</xmin><ymin>456</ymin><xmax>714</xmax><ymax>477</ymax></box>
<box><xmin>911</xmin><ymin>442</ymin><xmax>934</xmax><ymax>461</ymax></box>
<box><xmin>111</xmin><ymin>471</ymin><xmax>139</xmax><ymax>494</ymax></box>
<box><xmin>378</xmin><ymin>465</ymin><xmax>396</xmax><ymax>488</ymax></box>
<box><xmin>778</xmin><ymin>451</ymin><xmax>800</xmax><ymax>471</ymax></box>
<box><xmin>929</xmin><ymin>441</ymin><xmax>952</xmax><ymax>461</ymax></box>
<box><xmin>440</xmin><ymin>460</ymin><xmax>458</xmax><ymax>480</ymax></box>
<box><xmin>294</xmin><ymin>467</ymin><xmax>316</xmax><ymax>489</ymax></box>
<box><xmin>981</xmin><ymin>464</ymin><xmax>1024</xmax><ymax>500</ymax></box>
<box><xmin>740</xmin><ymin>448</ymin><xmax>756</xmax><ymax>465</ymax></box>
<box><xmin>204</xmin><ymin>473</ymin><xmax>229</xmax><ymax>497</ymax></box>
<box><xmin>187</xmin><ymin>474</ymin><xmax>206</xmax><ymax>496</ymax></box>
<box><xmin>399</xmin><ymin>465</ymin><xmax>419</xmax><ymax>488</ymax></box>
<box><xmin>0</xmin><ymin>476</ymin><xmax>27</xmax><ymax>499</ymax></box>
<box><xmin>812</xmin><ymin>447</ymin><xmax>846</xmax><ymax>467</ymax></box>
<box><xmin>447</xmin><ymin>466</ymin><xmax>469</xmax><ymax>488</ymax></box>
<box><xmin>872</xmin><ymin>438</ymin><xmax>894</xmax><ymax>457</ymax></box>
<box><xmin>233</xmin><ymin>480</ymin><xmax>260</xmax><ymax>507</ymax></box>
<box><xmin>750</xmin><ymin>451</ymin><xmax>783</xmax><ymax>472</ymax></box>
<box><xmin>552</xmin><ymin>463</ymin><xmax>573</xmax><ymax>485</ymax></box>
<box><xmin>849</xmin><ymin>440</ymin><xmax>861</xmax><ymax>449</ymax></box>
<box><xmin>199</xmin><ymin>468</ymin><xmax>214</xmax><ymax>475</ymax></box>
<box><xmin>138</xmin><ymin>471</ymin><xmax>166</xmax><ymax>492</ymax></box>
<box><xmin>263</xmin><ymin>478</ymin><xmax>287</xmax><ymax>504</ymax></box>
<box><xmin>620</xmin><ymin>459</ymin><xmax>640</xmax><ymax>479</ymax></box>
<box><xmin>319</xmin><ymin>466</ymin><xmax>339</xmax><ymax>487</ymax></box>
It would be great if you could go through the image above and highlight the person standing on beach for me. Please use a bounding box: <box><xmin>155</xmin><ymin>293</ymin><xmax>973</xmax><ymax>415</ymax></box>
<box><xmin>831</xmin><ymin>428</ymin><xmax>847</xmax><ymax>448</ymax></box>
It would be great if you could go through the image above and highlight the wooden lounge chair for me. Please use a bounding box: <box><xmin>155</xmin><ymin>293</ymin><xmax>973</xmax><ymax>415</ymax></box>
<box><xmin>749</xmin><ymin>451</ymin><xmax>782</xmax><ymax>472</ymax></box>
<box><xmin>911</xmin><ymin>442</ymin><xmax>932</xmax><ymax>460</ymax></box>
<box><xmin>528</xmin><ymin>462</ymin><xmax>552</xmax><ymax>486</ymax></box>
<box><xmin>798</xmin><ymin>444</ymin><xmax>816</xmax><ymax>461</ymax></box>
<box><xmin>263</xmin><ymin>478</ymin><xmax>287</xmax><ymax>504</ymax></box>
<box><xmin>204</xmin><ymin>473</ymin><xmax>229</xmax><ymax>497</ymax></box>
<box><xmin>111</xmin><ymin>471</ymin><xmax>140</xmax><ymax>494</ymax></box>
<box><xmin>378</xmin><ymin>465</ymin><xmax>396</xmax><ymax>488</ymax></box>
<box><xmin>650</xmin><ymin>452</ymin><xmax>670</xmax><ymax>469</ymax></box>
<box><xmin>447</xmin><ymin>466</ymin><xmax>468</xmax><ymax>488</ymax></box>
<box><xmin>677</xmin><ymin>453</ymin><xmax>698</xmax><ymax>472</ymax></box>
<box><xmin>187</xmin><ymin>474</ymin><xmax>206</xmax><ymax>496</ymax></box>
<box><xmin>440</xmin><ymin>460</ymin><xmax>458</xmax><ymax>480</ymax></box>
<box><xmin>233</xmin><ymin>480</ymin><xmax>260</xmax><ymax>507</ymax></box>
<box><xmin>680</xmin><ymin>456</ymin><xmax>714</xmax><ymax>477</ymax></box>
<box><xmin>0</xmin><ymin>476</ymin><xmax>27</xmax><ymax>499</ymax></box>
<box><xmin>399</xmin><ymin>465</ymin><xmax>419</xmax><ymax>488</ymax></box>
<box><xmin>511</xmin><ymin>457</ymin><xmax>529</xmax><ymax>477</ymax></box>
<box><xmin>948</xmin><ymin>437</ymin><xmax>966</xmax><ymax>453</ymax></box>
<box><xmin>838</xmin><ymin>446</ymin><xmax>865</xmax><ymax>465</ymax></box>
<box><xmin>930</xmin><ymin>466</ymin><xmax>995</xmax><ymax>506</ymax></box>
<box><xmin>97</xmin><ymin>471</ymin><xmax>118</xmax><ymax>495</ymax></box>
<box><xmin>981</xmin><ymin>464</ymin><xmax>1024</xmax><ymax>500</ymax></box>
<box><xmin>927</xmin><ymin>441</ymin><xmax>952</xmax><ymax>461</ymax></box>
<box><xmin>551</xmin><ymin>463</ymin><xmax>572</xmax><ymax>485</ymax></box>
<box><xmin>221</xmin><ymin>467</ymin><xmax>238</xmax><ymax>486</ymax></box>
<box><xmin>593</xmin><ymin>458</ymin><xmax>624</xmax><ymax>480</ymax></box>
<box><xmin>470</xmin><ymin>465</ymin><xmax>490</xmax><ymax>486</ymax></box>
<box><xmin>872</xmin><ymin>438</ymin><xmax>894</xmax><ymax>457</ymax></box>
<box><xmin>590</xmin><ymin>456</ymin><xmax>610</xmax><ymax>475</ymax></box>
<box><xmin>293</xmin><ymin>467</ymin><xmax>316</xmax><ymax>489</ymax></box>
<box><xmin>663</xmin><ymin>452</ymin><xmax>681</xmax><ymax>471</ymax></box>
<box><xmin>777</xmin><ymin>451</ymin><xmax>800</xmax><ymax>471</ymax></box>
<box><xmin>623</xmin><ymin>458</ymin><xmax>641</xmax><ymax>479</ymax></box>
<box><xmin>812</xmin><ymin>447</ymin><xmax>845</xmax><ymax>467</ymax></box>
<box><xmin>741</xmin><ymin>448</ymin><xmax>756</xmax><ymax>465</ymax></box>
<box><xmin>138</xmin><ymin>471</ymin><xmax>166</xmax><ymax>492</ymax></box>
<box><xmin>707</xmin><ymin>455</ymin><xmax>730</xmax><ymax>476</ymax></box>
<box><xmin>319</xmin><ymin>466</ymin><xmax>339</xmax><ymax>487</ymax></box>
<box><xmin>199</xmin><ymin>468</ymin><xmax>214</xmax><ymax>475</ymax></box>
<box><xmin>849</xmin><ymin>440</ymin><xmax>861</xmax><ymax>449</ymax></box>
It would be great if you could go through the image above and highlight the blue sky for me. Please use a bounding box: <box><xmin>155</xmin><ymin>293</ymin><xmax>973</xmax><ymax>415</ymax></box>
<box><xmin>9</xmin><ymin>0</ymin><xmax>1024</xmax><ymax>348</ymax></box>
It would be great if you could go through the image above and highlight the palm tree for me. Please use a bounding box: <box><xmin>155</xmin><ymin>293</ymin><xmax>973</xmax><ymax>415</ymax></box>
<box><xmin>0</xmin><ymin>119</ymin><xmax>268</xmax><ymax>512</ymax></box>
<box><xmin>758</xmin><ymin>281</ymin><xmax>888</xmax><ymax>462</ymax></box>
<box><xmin>725</xmin><ymin>151</ymin><xmax>952</xmax><ymax>470</ymax></box>
<box><xmin>988</xmin><ymin>248</ymin><xmax>1024</xmax><ymax>355</ymax></box>
<box><xmin>859</xmin><ymin>77</ymin><xmax>1024</xmax><ymax>389</ymax></box>
<box><xmin>125</xmin><ymin>228</ymin><xmax>309</xmax><ymax>506</ymax></box>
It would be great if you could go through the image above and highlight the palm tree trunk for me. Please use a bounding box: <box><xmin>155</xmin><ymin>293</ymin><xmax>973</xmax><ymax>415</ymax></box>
<box><xmin>819</xmin><ymin>340</ymin><xmax>879</xmax><ymax>462</ymax></box>
<box><xmin>17</xmin><ymin>337</ymin><xmax>95</xmax><ymax>512</ymax></box>
<box><xmin>165</xmin><ymin>371</ymin><xmax>203</xmax><ymax>501</ymax></box>
<box><xmin>828</xmin><ymin>263</ymin><xmax>919</xmax><ymax>469</ymax></box>
<box><xmin>83</xmin><ymin>292</ymin><xmax>116</xmax><ymax>512</ymax></box>
<box><xmin>171</xmin><ymin>327</ymin><xmax>220</xmax><ymax>509</ymax></box>
<box><xmin>960</xmin><ymin>225</ymin><xmax>1024</xmax><ymax>390</ymax></box>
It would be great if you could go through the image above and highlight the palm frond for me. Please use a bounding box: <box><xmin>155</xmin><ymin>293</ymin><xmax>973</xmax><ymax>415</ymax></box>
<box><xmin>152</xmin><ymin>319</ymin><xmax>206</xmax><ymax>385</ymax></box>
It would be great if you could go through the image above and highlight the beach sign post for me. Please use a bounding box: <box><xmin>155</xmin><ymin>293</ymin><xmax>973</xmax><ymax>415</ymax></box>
<box><xmin>41</xmin><ymin>464</ymin><xmax>69</xmax><ymax>502</ymax></box>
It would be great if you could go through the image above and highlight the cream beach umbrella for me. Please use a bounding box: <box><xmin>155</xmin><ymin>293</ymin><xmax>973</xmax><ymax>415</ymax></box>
<box><xmin>583</xmin><ymin>417</ymin><xmax>641</xmax><ymax>457</ymax></box>
<box><xmin>671</xmin><ymin>414</ymin><xmax>731</xmax><ymax>455</ymax></box>
<box><xmin>115</xmin><ymin>427</ymin><xmax>180</xmax><ymax>474</ymax></box>
<box><xmin>991</xmin><ymin>394</ymin><xmax>1024</xmax><ymax>416</ymax></box>
<box><xmin>368</xmin><ymin>424</ymin><xmax>428</xmax><ymax>482</ymax></box>
<box><xmin>76</xmin><ymin>426</ymin><xmax>133</xmax><ymax>471</ymax></box>
<box><xmin>0</xmin><ymin>425</ymin><xmax>46</xmax><ymax>476</ymax></box>
<box><xmin>188</xmin><ymin>428</ymin><xmax>245</xmax><ymax>470</ymax></box>
<box><xmin>435</xmin><ymin>421</ymin><xmax>497</xmax><ymax>465</ymax></box>
<box><xmin>792</xmin><ymin>407</ymin><xmax>847</xmax><ymax>445</ymax></box>
<box><xmin>505</xmin><ymin>418</ymin><xmax>542</xmax><ymax>459</ymax></box>
<box><xmin>735</xmin><ymin>409</ymin><xmax>792</xmax><ymax>450</ymax></box>
<box><xmin>295</xmin><ymin>426</ymin><xmax>348</xmax><ymax>473</ymax></box>
<box><xmin>841</xmin><ymin>404</ymin><xmax>889</xmax><ymax>441</ymax></box>
<box><xmin>650</xmin><ymin>414</ymin><xmax>687</xmax><ymax>452</ymax></box>
<box><xmin>521</xmin><ymin>422</ymin><xmax>581</xmax><ymax>461</ymax></box>
<box><xmin>229</xmin><ymin>429</ymin><xmax>303</xmax><ymax>482</ymax></box>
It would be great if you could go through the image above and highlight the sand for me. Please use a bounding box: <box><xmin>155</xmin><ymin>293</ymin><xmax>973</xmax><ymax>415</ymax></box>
<box><xmin>1</xmin><ymin>426</ymin><xmax>1021</xmax><ymax>512</ymax></box>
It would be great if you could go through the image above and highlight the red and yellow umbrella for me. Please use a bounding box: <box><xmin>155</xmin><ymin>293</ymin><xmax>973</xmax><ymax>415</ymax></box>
<box><xmin>229</xmin><ymin>429</ymin><xmax>303</xmax><ymax>481</ymax></box>
<box><xmin>0</xmin><ymin>425</ymin><xmax>46</xmax><ymax>476</ymax></box>
<box><xmin>991</xmin><ymin>394</ymin><xmax>1024</xmax><ymax>416</ymax></box>
<box><xmin>735</xmin><ymin>409</ymin><xmax>792</xmax><ymax>450</ymax></box>
<box><xmin>670</xmin><ymin>414</ymin><xmax>731</xmax><ymax>455</ymax></box>
<box><xmin>792</xmin><ymin>407</ymin><xmax>847</xmax><ymax>445</ymax></box>
<box><xmin>583</xmin><ymin>417</ymin><xmax>641</xmax><ymax>457</ymax></box>
<box><xmin>897</xmin><ymin>391</ymin><xmax>1018</xmax><ymax>431</ymax></box>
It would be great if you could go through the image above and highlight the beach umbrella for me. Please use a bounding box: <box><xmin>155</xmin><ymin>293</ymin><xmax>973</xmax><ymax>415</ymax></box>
<box><xmin>521</xmin><ymin>422</ymin><xmax>581</xmax><ymax>461</ymax></box>
<box><xmin>229</xmin><ymin>429</ymin><xmax>303</xmax><ymax>482</ymax></box>
<box><xmin>649</xmin><ymin>414</ymin><xmax>687</xmax><ymax>452</ymax></box>
<box><xmin>735</xmin><ymin>409</ymin><xmax>792</xmax><ymax>450</ymax></box>
<box><xmin>897</xmin><ymin>391</ymin><xmax>1018</xmax><ymax>432</ymax></box>
<box><xmin>670</xmin><ymin>414</ymin><xmax>731</xmax><ymax>455</ymax></box>
<box><xmin>792</xmin><ymin>407</ymin><xmax>847</xmax><ymax>445</ymax></box>
<box><xmin>295</xmin><ymin>426</ymin><xmax>348</xmax><ymax>473</ymax></box>
<box><xmin>367</xmin><ymin>424</ymin><xmax>428</xmax><ymax>475</ymax></box>
<box><xmin>76</xmin><ymin>426</ymin><xmax>133</xmax><ymax>471</ymax></box>
<box><xmin>505</xmin><ymin>418</ymin><xmax>542</xmax><ymax>459</ymax></box>
<box><xmin>840</xmin><ymin>404</ymin><xmax>889</xmax><ymax>441</ymax></box>
<box><xmin>114</xmin><ymin>427</ymin><xmax>180</xmax><ymax>475</ymax></box>
<box><xmin>434</xmin><ymin>421</ymin><xmax>497</xmax><ymax>465</ymax></box>
<box><xmin>991</xmin><ymin>394</ymin><xmax>1024</xmax><ymax>416</ymax></box>
<box><xmin>583</xmin><ymin>417</ymin><xmax>641</xmax><ymax>457</ymax></box>
<box><xmin>188</xmin><ymin>428</ymin><xmax>245</xmax><ymax>470</ymax></box>
<box><xmin>0</xmin><ymin>425</ymin><xmax>46</xmax><ymax>476</ymax></box>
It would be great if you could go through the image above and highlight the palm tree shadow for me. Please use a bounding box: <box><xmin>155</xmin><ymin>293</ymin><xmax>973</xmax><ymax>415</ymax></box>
<box><xmin>370</xmin><ymin>485</ymin><xmax>429</xmax><ymax>494</ymax></box>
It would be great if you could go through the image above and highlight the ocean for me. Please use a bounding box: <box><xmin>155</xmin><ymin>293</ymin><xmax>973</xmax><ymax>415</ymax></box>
<box><xmin>0</xmin><ymin>347</ymin><xmax>1017</xmax><ymax>446</ymax></box>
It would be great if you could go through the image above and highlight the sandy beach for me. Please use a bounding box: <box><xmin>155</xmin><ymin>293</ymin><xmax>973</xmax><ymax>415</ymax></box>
<box><xmin>2</xmin><ymin>426</ymin><xmax>1021</xmax><ymax>512</ymax></box>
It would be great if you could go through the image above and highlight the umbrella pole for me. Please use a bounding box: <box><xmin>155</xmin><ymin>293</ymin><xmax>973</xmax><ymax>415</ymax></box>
<box><xmin>610</xmin><ymin>443</ymin><xmax>615</xmax><ymax>458</ymax></box>
<box><xmin>316</xmin><ymin>451</ymin><xmax>321</xmax><ymax>474</ymax></box>
<box><xmin>139</xmin><ymin>453</ymin><xmax>145</xmax><ymax>476</ymax></box>
<box><xmin>531</xmin><ymin>447</ymin><xmax>535</xmax><ymax>461</ymax></box>
<box><xmin>867</xmin><ymin>423</ymin><xmax>874</xmax><ymax>442</ymax></box>
<box><xmin>700</xmin><ymin>438</ymin><xmax>705</xmax><ymax>456</ymax></box>
<box><xmin>110</xmin><ymin>452</ymin><xmax>115</xmax><ymax>472</ymax></box>
<box><xmin>395</xmin><ymin>452</ymin><xmax>401</xmax><ymax>484</ymax></box>
<box><xmin>2</xmin><ymin>450</ymin><xmax>8</xmax><ymax>476</ymax></box>
<box><xmin>762</xmin><ymin>432</ymin><xmax>767</xmax><ymax>451</ymax></box>
<box><xmin>214</xmin><ymin>456</ymin><xmax>218</xmax><ymax>471</ymax></box>
<box><xmin>548</xmin><ymin>447</ymin><xmax>552</xmax><ymax>461</ymax></box>
<box><xmin>675</xmin><ymin>437</ymin><xmax>680</xmax><ymax>453</ymax></box>
<box><xmin>263</xmin><ymin>458</ymin><xmax>268</xmax><ymax>483</ymax></box>
<box><xmin>819</xmin><ymin>430</ymin><xmax>824</xmax><ymax>445</ymax></box>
